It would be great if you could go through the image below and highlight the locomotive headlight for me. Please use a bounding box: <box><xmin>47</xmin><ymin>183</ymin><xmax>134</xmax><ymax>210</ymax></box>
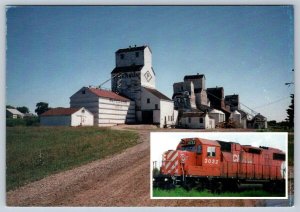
<box><xmin>164</xmin><ymin>178</ymin><xmax>168</xmax><ymax>182</ymax></box>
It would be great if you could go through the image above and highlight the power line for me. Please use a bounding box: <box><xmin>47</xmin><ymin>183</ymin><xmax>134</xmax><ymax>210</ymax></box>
<box><xmin>239</xmin><ymin>102</ymin><xmax>259</xmax><ymax>115</ymax></box>
<box><xmin>98</xmin><ymin>72</ymin><xmax>124</xmax><ymax>88</ymax></box>
<box><xmin>206</xmin><ymin>89</ymin><xmax>290</xmax><ymax>117</ymax></box>
<box><xmin>252</xmin><ymin>96</ymin><xmax>290</xmax><ymax>109</ymax></box>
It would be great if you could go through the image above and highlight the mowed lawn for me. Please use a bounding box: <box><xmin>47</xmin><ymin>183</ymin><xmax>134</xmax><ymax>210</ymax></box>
<box><xmin>6</xmin><ymin>126</ymin><xmax>139</xmax><ymax>191</ymax></box>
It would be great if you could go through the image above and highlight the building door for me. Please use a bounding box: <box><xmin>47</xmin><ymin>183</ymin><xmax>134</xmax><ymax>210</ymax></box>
<box><xmin>142</xmin><ymin>111</ymin><xmax>153</xmax><ymax>124</ymax></box>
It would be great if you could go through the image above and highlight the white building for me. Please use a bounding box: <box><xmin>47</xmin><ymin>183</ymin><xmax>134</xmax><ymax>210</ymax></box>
<box><xmin>111</xmin><ymin>45</ymin><xmax>155</xmax><ymax>109</ymax></box>
<box><xmin>230</xmin><ymin>110</ymin><xmax>242</xmax><ymax>126</ymax></box>
<box><xmin>209</xmin><ymin>109</ymin><xmax>225</xmax><ymax>124</ymax></box>
<box><xmin>111</xmin><ymin>45</ymin><xmax>177</xmax><ymax>127</ymax></box>
<box><xmin>183</xmin><ymin>74</ymin><xmax>210</xmax><ymax>107</ymax></box>
<box><xmin>70</xmin><ymin>87</ymin><xmax>135</xmax><ymax>126</ymax></box>
<box><xmin>40</xmin><ymin>107</ymin><xmax>94</xmax><ymax>126</ymax></box>
<box><xmin>179</xmin><ymin>112</ymin><xmax>215</xmax><ymax>129</ymax></box>
<box><xmin>238</xmin><ymin>109</ymin><xmax>248</xmax><ymax>128</ymax></box>
<box><xmin>173</xmin><ymin>74</ymin><xmax>210</xmax><ymax>110</ymax></box>
<box><xmin>173</xmin><ymin>81</ymin><xmax>197</xmax><ymax>109</ymax></box>
<box><xmin>140</xmin><ymin>87</ymin><xmax>178</xmax><ymax>128</ymax></box>
<box><xmin>248</xmin><ymin>113</ymin><xmax>268</xmax><ymax>129</ymax></box>
<box><xmin>6</xmin><ymin>108</ymin><xmax>24</xmax><ymax>119</ymax></box>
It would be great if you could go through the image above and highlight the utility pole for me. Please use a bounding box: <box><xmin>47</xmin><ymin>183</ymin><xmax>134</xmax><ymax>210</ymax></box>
<box><xmin>285</xmin><ymin>69</ymin><xmax>294</xmax><ymax>86</ymax></box>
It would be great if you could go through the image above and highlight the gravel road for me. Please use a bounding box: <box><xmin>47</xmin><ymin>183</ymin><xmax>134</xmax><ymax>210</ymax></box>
<box><xmin>6</xmin><ymin>126</ymin><xmax>289</xmax><ymax>207</ymax></box>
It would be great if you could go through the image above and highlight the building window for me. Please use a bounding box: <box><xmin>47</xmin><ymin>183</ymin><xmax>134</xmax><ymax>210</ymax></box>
<box><xmin>155</xmin><ymin>104</ymin><xmax>158</xmax><ymax>109</ymax></box>
<box><xmin>188</xmin><ymin>117</ymin><xmax>191</xmax><ymax>123</ymax></box>
<box><xmin>135</xmin><ymin>52</ymin><xmax>139</xmax><ymax>57</ymax></box>
<box><xmin>199</xmin><ymin>118</ymin><xmax>203</xmax><ymax>123</ymax></box>
<box><xmin>82</xmin><ymin>90</ymin><xmax>85</xmax><ymax>94</ymax></box>
<box><xmin>207</xmin><ymin>146</ymin><xmax>216</xmax><ymax>157</ymax></box>
<box><xmin>120</xmin><ymin>54</ymin><xmax>125</xmax><ymax>59</ymax></box>
<box><xmin>147</xmin><ymin>98</ymin><xmax>150</xmax><ymax>103</ymax></box>
<box><xmin>82</xmin><ymin>109</ymin><xmax>85</xmax><ymax>113</ymax></box>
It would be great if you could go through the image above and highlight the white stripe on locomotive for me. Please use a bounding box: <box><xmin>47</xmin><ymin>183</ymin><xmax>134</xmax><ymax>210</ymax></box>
<box><xmin>165</xmin><ymin>151</ymin><xmax>178</xmax><ymax>169</ymax></box>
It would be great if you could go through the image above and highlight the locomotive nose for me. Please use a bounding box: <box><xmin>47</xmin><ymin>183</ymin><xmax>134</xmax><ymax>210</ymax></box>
<box><xmin>161</xmin><ymin>150</ymin><xmax>181</xmax><ymax>176</ymax></box>
<box><xmin>161</xmin><ymin>150</ymin><xmax>190</xmax><ymax>176</ymax></box>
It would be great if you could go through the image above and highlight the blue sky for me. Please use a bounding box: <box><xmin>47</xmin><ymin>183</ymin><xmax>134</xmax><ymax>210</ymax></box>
<box><xmin>6</xmin><ymin>6</ymin><xmax>294</xmax><ymax>121</ymax></box>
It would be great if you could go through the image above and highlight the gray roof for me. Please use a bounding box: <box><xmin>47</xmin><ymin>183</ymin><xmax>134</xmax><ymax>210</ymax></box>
<box><xmin>184</xmin><ymin>74</ymin><xmax>205</xmax><ymax>80</ymax></box>
<box><xmin>237</xmin><ymin>109</ymin><xmax>248</xmax><ymax>118</ymax></box>
<box><xmin>111</xmin><ymin>65</ymin><xmax>144</xmax><ymax>74</ymax></box>
<box><xmin>198</xmin><ymin>104</ymin><xmax>213</xmax><ymax>112</ymax></box>
<box><xmin>116</xmin><ymin>45</ymin><xmax>151</xmax><ymax>53</ymax></box>
<box><xmin>143</xmin><ymin>87</ymin><xmax>171</xmax><ymax>101</ymax></box>
<box><xmin>6</xmin><ymin>108</ymin><xmax>24</xmax><ymax>115</ymax></box>
<box><xmin>254</xmin><ymin>113</ymin><xmax>267</xmax><ymax>120</ymax></box>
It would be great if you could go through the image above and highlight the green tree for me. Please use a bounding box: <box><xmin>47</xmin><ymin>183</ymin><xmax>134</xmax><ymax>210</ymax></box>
<box><xmin>286</xmin><ymin>94</ymin><xmax>294</xmax><ymax>128</ymax></box>
<box><xmin>6</xmin><ymin>105</ymin><xmax>15</xmax><ymax>109</ymax></box>
<box><xmin>35</xmin><ymin>102</ymin><xmax>50</xmax><ymax>116</ymax></box>
<box><xmin>152</xmin><ymin>167</ymin><xmax>160</xmax><ymax>177</ymax></box>
<box><xmin>16</xmin><ymin>106</ymin><xmax>29</xmax><ymax>114</ymax></box>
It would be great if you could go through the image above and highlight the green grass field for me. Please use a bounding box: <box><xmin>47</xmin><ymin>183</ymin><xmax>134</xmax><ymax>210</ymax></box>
<box><xmin>153</xmin><ymin>187</ymin><xmax>283</xmax><ymax>197</ymax></box>
<box><xmin>6</xmin><ymin>126</ymin><xmax>139</xmax><ymax>191</ymax></box>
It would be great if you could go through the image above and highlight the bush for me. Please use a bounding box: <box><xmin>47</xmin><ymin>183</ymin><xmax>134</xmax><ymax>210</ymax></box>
<box><xmin>6</xmin><ymin>117</ymin><xmax>40</xmax><ymax>127</ymax></box>
<box><xmin>24</xmin><ymin>116</ymin><xmax>40</xmax><ymax>126</ymax></box>
<box><xmin>153</xmin><ymin>167</ymin><xmax>160</xmax><ymax>177</ymax></box>
<box><xmin>6</xmin><ymin>118</ymin><xmax>26</xmax><ymax>127</ymax></box>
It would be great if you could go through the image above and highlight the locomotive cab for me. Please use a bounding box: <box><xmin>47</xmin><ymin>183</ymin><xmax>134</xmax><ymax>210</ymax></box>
<box><xmin>177</xmin><ymin>138</ymin><xmax>221</xmax><ymax>177</ymax></box>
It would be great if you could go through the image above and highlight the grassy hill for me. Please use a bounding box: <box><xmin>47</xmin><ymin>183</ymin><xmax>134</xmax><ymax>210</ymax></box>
<box><xmin>6</xmin><ymin>126</ymin><xmax>139</xmax><ymax>191</ymax></box>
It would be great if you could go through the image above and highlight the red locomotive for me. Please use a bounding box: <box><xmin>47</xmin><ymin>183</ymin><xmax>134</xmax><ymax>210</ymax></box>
<box><xmin>153</xmin><ymin>137</ymin><xmax>286</xmax><ymax>193</ymax></box>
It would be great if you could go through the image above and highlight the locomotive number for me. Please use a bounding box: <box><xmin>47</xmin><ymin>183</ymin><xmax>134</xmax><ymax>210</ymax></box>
<box><xmin>204</xmin><ymin>158</ymin><xmax>218</xmax><ymax>164</ymax></box>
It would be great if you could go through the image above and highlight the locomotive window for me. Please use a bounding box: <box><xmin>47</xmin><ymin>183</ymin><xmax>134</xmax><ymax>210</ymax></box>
<box><xmin>207</xmin><ymin>146</ymin><xmax>216</xmax><ymax>157</ymax></box>
<box><xmin>273</xmin><ymin>153</ymin><xmax>285</xmax><ymax>161</ymax></box>
<box><xmin>180</xmin><ymin>146</ymin><xmax>196</xmax><ymax>152</ymax></box>
<box><xmin>197</xmin><ymin>145</ymin><xmax>202</xmax><ymax>154</ymax></box>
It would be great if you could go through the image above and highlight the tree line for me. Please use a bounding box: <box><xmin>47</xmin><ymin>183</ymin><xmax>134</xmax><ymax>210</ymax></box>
<box><xmin>6</xmin><ymin>102</ymin><xmax>51</xmax><ymax>116</ymax></box>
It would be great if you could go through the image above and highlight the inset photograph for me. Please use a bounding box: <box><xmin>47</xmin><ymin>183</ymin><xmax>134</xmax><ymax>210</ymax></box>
<box><xmin>151</xmin><ymin>132</ymin><xmax>287</xmax><ymax>199</ymax></box>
